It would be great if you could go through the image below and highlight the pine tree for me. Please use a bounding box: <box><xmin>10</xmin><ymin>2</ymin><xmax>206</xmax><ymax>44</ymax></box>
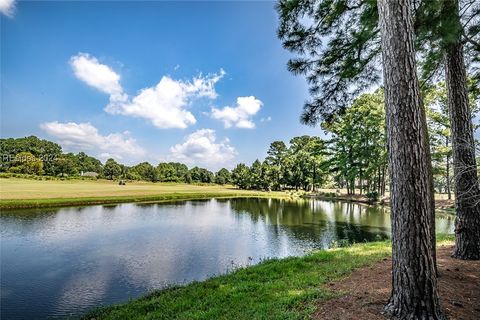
<box><xmin>276</xmin><ymin>0</ymin><xmax>480</xmax><ymax>260</ymax></box>
<box><xmin>441</xmin><ymin>0</ymin><xmax>480</xmax><ymax>259</ymax></box>
<box><xmin>277</xmin><ymin>0</ymin><xmax>381</xmax><ymax>123</ymax></box>
<box><xmin>277</xmin><ymin>0</ymin><xmax>452</xmax><ymax>317</ymax></box>
<box><xmin>378</xmin><ymin>0</ymin><xmax>445</xmax><ymax>317</ymax></box>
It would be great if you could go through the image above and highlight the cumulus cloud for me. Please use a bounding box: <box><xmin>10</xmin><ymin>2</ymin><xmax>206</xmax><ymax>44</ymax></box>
<box><xmin>70</xmin><ymin>52</ymin><xmax>225</xmax><ymax>129</ymax></box>
<box><xmin>106</xmin><ymin>71</ymin><xmax>225</xmax><ymax>129</ymax></box>
<box><xmin>169</xmin><ymin>129</ymin><xmax>237</xmax><ymax>169</ymax></box>
<box><xmin>70</xmin><ymin>53</ymin><xmax>127</xmax><ymax>103</ymax></box>
<box><xmin>40</xmin><ymin>121</ymin><xmax>145</xmax><ymax>161</ymax></box>
<box><xmin>0</xmin><ymin>0</ymin><xmax>15</xmax><ymax>17</ymax></box>
<box><xmin>211</xmin><ymin>96</ymin><xmax>263</xmax><ymax>129</ymax></box>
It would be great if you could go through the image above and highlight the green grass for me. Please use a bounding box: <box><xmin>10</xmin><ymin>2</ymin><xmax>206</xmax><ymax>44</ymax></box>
<box><xmin>0</xmin><ymin>178</ymin><xmax>287</xmax><ymax>209</ymax></box>
<box><xmin>83</xmin><ymin>242</ymin><xmax>389</xmax><ymax>320</ymax></box>
<box><xmin>85</xmin><ymin>235</ymin><xmax>454</xmax><ymax>320</ymax></box>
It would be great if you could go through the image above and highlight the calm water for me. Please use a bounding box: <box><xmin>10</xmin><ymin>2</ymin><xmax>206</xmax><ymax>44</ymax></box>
<box><xmin>0</xmin><ymin>198</ymin><xmax>454</xmax><ymax>319</ymax></box>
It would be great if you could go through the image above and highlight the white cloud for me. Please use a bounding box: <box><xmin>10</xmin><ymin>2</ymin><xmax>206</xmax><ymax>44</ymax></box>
<box><xmin>70</xmin><ymin>53</ymin><xmax>127</xmax><ymax>103</ymax></box>
<box><xmin>0</xmin><ymin>0</ymin><xmax>15</xmax><ymax>17</ymax></box>
<box><xmin>169</xmin><ymin>129</ymin><xmax>237</xmax><ymax>169</ymax></box>
<box><xmin>70</xmin><ymin>53</ymin><xmax>225</xmax><ymax>129</ymax></box>
<box><xmin>106</xmin><ymin>71</ymin><xmax>224</xmax><ymax>129</ymax></box>
<box><xmin>211</xmin><ymin>96</ymin><xmax>263</xmax><ymax>129</ymax></box>
<box><xmin>40</xmin><ymin>121</ymin><xmax>145</xmax><ymax>162</ymax></box>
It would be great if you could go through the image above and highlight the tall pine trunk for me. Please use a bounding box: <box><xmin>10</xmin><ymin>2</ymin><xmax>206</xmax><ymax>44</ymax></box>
<box><xmin>443</xmin><ymin>0</ymin><xmax>480</xmax><ymax>260</ymax></box>
<box><xmin>445</xmin><ymin>139</ymin><xmax>451</xmax><ymax>200</ymax></box>
<box><xmin>378</xmin><ymin>0</ymin><xmax>445</xmax><ymax>318</ymax></box>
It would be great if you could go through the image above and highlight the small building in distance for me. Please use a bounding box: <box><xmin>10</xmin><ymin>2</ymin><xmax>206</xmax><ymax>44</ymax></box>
<box><xmin>81</xmin><ymin>171</ymin><xmax>99</xmax><ymax>178</ymax></box>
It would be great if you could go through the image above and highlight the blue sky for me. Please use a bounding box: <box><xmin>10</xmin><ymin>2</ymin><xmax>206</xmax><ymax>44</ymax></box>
<box><xmin>1</xmin><ymin>0</ymin><xmax>322</xmax><ymax>170</ymax></box>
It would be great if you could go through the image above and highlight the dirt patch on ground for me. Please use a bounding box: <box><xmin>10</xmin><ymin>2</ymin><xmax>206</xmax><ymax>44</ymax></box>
<box><xmin>313</xmin><ymin>245</ymin><xmax>480</xmax><ymax>320</ymax></box>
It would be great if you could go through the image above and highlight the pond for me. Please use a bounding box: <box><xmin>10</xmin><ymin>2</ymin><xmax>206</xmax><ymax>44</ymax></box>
<box><xmin>0</xmin><ymin>198</ymin><xmax>454</xmax><ymax>319</ymax></box>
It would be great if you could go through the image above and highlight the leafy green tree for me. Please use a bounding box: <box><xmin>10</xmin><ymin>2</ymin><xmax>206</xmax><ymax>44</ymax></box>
<box><xmin>170</xmin><ymin>162</ymin><xmax>189</xmax><ymax>182</ymax></box>
<box><xmin>323</xmin><ymin>90</ymin><xmax>386</xmax><ymax>195</ymax></box>
<box><xmin>126</xmin><ymin>168</ymin><xmax>142</xmax><ymax>180</ymax></box>
<box><xmin>8</xmin><ymin>152</ymin><xmax>43</xmax><ymax>175</ymax></box>
<box><xmin>75</xmin><ymin>152</ymin><xmax>103</xmax><ymax>174</ymax></box>
<box><xmin>53</xmin><ymin>153</ymin><xmax>77</xmax><ymax>177</ymax></box>
<box><xmin>119</xmin><ymin>164</ymin><xmax>129</xmax><ymax>180</ymax></box>
<box><xmin>189</xmin><ymin>167</ymin><xmax>214</xmax><ymax>183</ymax></box>
<box><xmin>305</xmin><ymin>136</ymin><xmax>328</xmax><ymax>191</ymax></box>
<box><xmin>276</xmin><ymin>0</ymin><xmax>479</xmax><ymax>123</ymax></box>
<box><xmin>425</xmin><ymin>82</ymin><xmax>453</xmax><ymax>198</ymax></box>
<box><xmin>287</xmin><ymin>137</ymin><xmax>311</xmax><ymax>190</ymax></box>
<box><xmin>265</xmin><ymin>141</ymin><xmax>288</xmax><ymax>190</ymax></box>
<box><xmin>189</xmin><ymin>166</ymin><xmax>202</xmax><ymax>182</ymax></box>
<box><xmin>231</xmin><ymin>163</ymin><xmax>250</xmax><ymax>189</ymax></box>
<box><xmin>260</xmin><ymin>160</ymin><xmax>275</xmax><ymax>191</ymax></box>
<box><xmin>231</xmin><ymin>137</ymin><xmax>328</xmax><ymax>191</ymax></box>
<box><xmin>276</xmin><ymin>0</ymin><xmax>381</xmax><ymax>122</ymax></box>
<box><xmin>0</xmin><ymin>136</ymin><xmax>62</xmax><ymax>175</ymax></box>
<box><xmin>184</xmin><ymin>171</ymin><xmax>193</xmax><ymax>184</ymax></box>
<box><xmin>131</xmin><ymin>162</ymin><xmax>157</xmax><ymax>182</ymax></box>
<box><xmin>425</xmin><ymin>80</ymin><xmax>480</xmax><ymax>201</ymax></box>
<box><xmin>286</xmin><ymin>135</ymin><xmax>327</xmax><ymax>191</ymax></box>
<box><xmin>249</xmin><ymin>160</ymin><xmax>262</xmax><ymax>189</ymax></box>
<box><xmin>103</xmin><ymin>158</ymin><xmax>121</xmax><ymax>180</ymax></box>
<box><xmin>215</xmin><ymin>168</ymin><xmax>232</xmax><ymax>185</ymax></box>
<box><xmin>157</xmin><ymin>163</ymin><xmax>176</xmax><ymax>182</ymax></box>
<box><xmin>202</xmin><ymin>169</ymin><xmax>214</xmax><ymax>183</ymax></box>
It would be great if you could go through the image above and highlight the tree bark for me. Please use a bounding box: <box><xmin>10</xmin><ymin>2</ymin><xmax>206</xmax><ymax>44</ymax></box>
<box><xmin>443</xmin><ymin>0</ymin><xmax>480</xmax><ymax>260</ymax></box>
<box><xmin>378</xmin><ymin>0</ymin><xmax>445</xmax><ymax>318</ymax></box>
<box><xmin>381</xmin><ymin>162</ymin><xmax>387</xmax><ymax>196</ymax></box>
<box><xmin>445</xmin><ymin>139</ymin><xmax>451</xmax><ymax>200</ymax></box>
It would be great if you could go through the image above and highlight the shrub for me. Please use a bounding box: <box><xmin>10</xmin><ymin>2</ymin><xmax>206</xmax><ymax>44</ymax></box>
<box><xmin>366</xmin><ymin>191</ymin><xmax>379</xmax><ymax>202</ymax></box>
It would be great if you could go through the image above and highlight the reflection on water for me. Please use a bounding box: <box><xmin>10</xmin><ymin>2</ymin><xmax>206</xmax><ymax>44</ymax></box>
<box><xmin>0</xmin><ymin>198</ymin><xmax>454</xmax><ymax>319</ymax></box>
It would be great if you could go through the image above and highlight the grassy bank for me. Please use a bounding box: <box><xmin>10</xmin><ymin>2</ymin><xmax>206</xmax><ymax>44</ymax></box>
<box><xmin>0</xmin><ymin>178</ymin><xmax>287</xmax><ymax>209</ymax></box>
<box><xmin>85</xmin><ymin>235</ymin><xmax>454</xmax><ymax>320</ymax></box>
<box><xmin>0</xmin><ymin>178</ymin><xmax>456</xmax><ymax>211</ymax></box>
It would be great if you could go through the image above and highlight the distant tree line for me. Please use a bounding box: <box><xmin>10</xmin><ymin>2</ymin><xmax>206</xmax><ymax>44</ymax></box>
<box><xmin>0</xmin><ymin>136</ymin><xmax>231</xmax><ymax>184</ymax></box>
<box><xmin>231</xmin><ymin>85</ymin><xmax>478</xmax><ymax>197</ymax></box>
<box><xmin>1</xmin><ymin>82</ymin><xmax>477</xmax><ymax>193</ymax></box>
<box><xmin>229</xmin><ymin>90</ymin><xmax>386</xmax><ymax>196</ymax></box>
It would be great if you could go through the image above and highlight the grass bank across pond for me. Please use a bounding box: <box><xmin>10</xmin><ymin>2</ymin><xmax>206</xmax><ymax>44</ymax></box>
<box><xmin>0</xmin><ymin>178</ymin><xmax>287</xmax><ymax>209</ymax></box>
<box><xmin>84</xmin><ymin>235</ymin><xmax>455</xmax><ymax>320</ymax></box>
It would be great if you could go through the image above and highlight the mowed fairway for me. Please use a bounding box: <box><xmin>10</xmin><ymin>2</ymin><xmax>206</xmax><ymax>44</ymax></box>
<box><xmin>0</xmin><ymin>178</ymin><xmax>284</xmax><ymax>209</ymax></box>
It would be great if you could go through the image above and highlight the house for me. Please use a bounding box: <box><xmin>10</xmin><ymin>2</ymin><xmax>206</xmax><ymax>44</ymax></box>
<box><xmin>81</xmin><ymin>171</ymin><xmax>99</xmax><ymax>177</ymax></box>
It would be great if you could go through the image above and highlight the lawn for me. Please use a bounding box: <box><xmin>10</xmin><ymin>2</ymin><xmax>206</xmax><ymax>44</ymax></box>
<box><xmin>0</xmin><ymin>178</ymin><xmax>286</xmax><ymax>209</ymax></box>
<box><xmin>0</xmin><ymin>178</ymin><xmax>455</xmax><ymax>210</ymax></box>
<box><xmin>84</xmin><ymin>235</ymin><xmax>454</xmax><ymax>320</ymax></box>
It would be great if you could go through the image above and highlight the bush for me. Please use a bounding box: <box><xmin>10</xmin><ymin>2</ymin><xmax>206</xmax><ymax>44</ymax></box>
<box><xmin>366</xmin><ymin>191</ymin><xmax>379</xmax><ymax>202</ymax></box>
<box><xmin>0</xmin><ymin>172</ymin><xmax>44</xmax><ymax>179</ymax></box>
